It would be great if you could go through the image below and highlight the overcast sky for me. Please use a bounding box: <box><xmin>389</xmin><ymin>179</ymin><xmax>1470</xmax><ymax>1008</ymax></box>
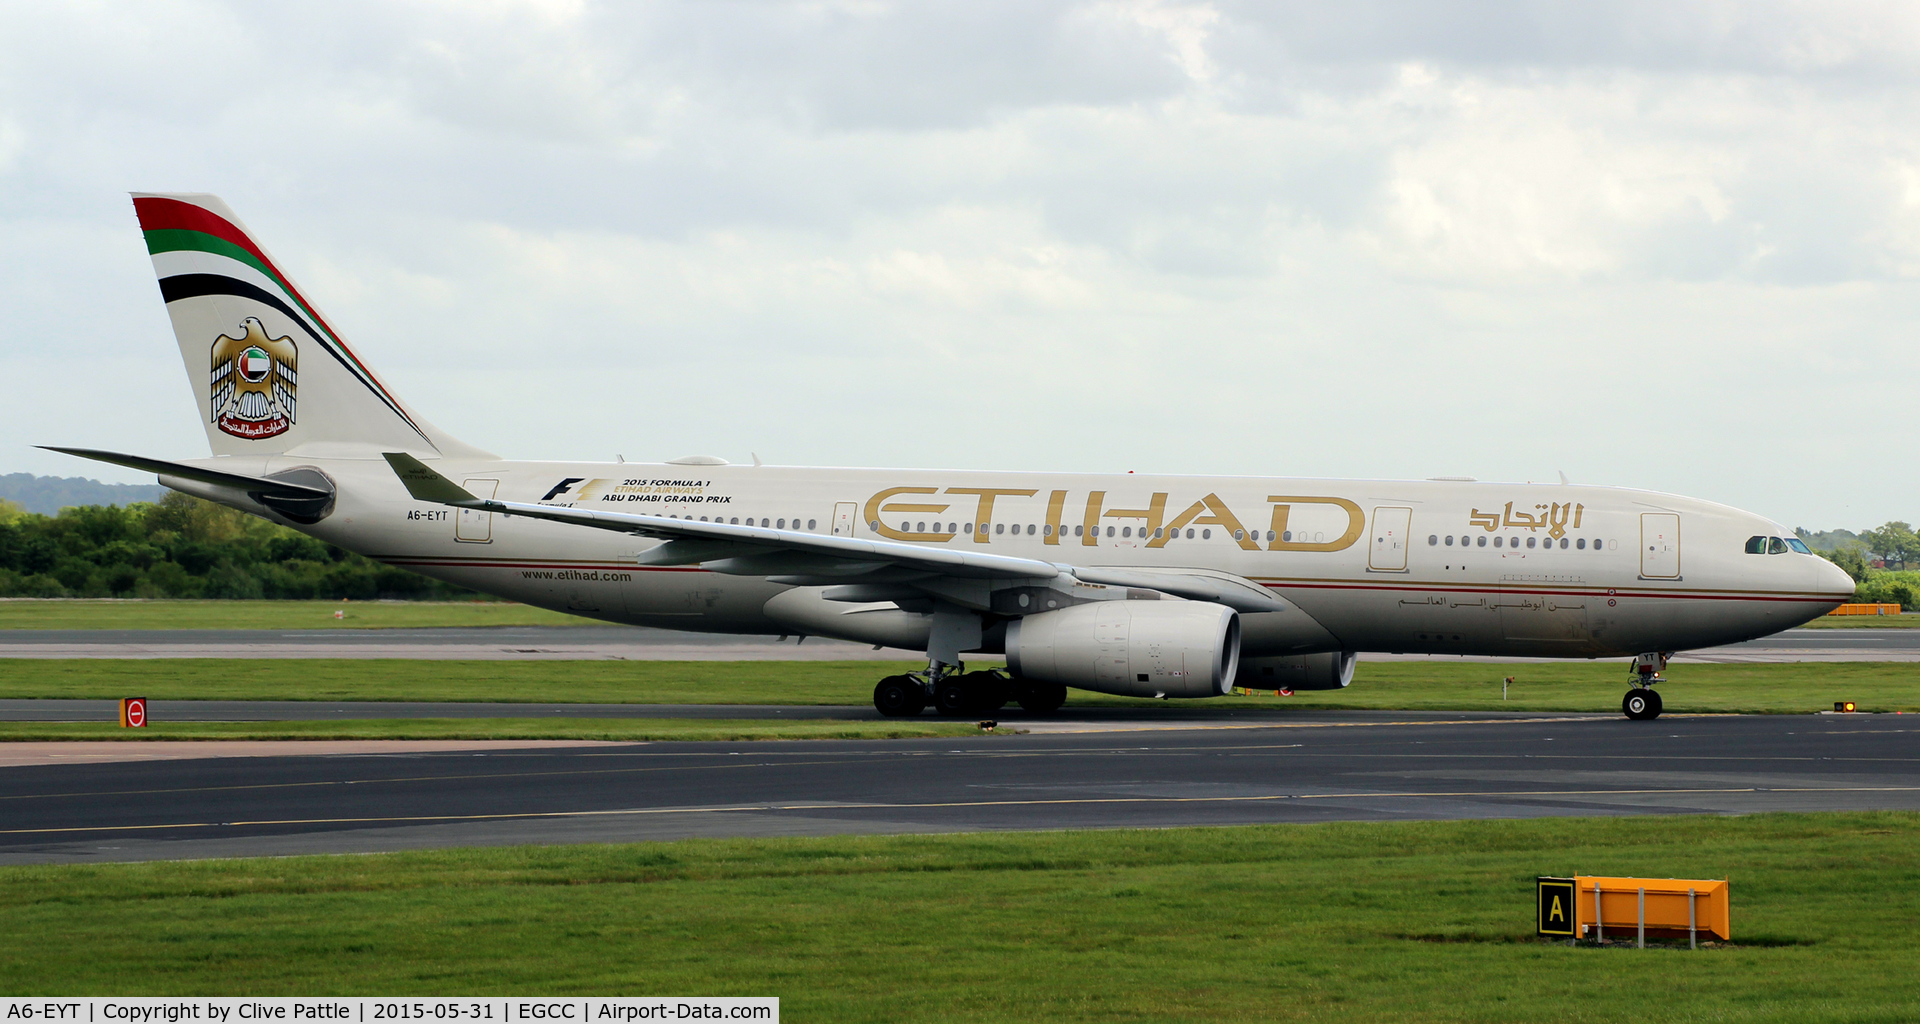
<box><xmin>3</xmin><ymin>1</ymin><xmax>1917</xmax><ymax>529</ymax></box>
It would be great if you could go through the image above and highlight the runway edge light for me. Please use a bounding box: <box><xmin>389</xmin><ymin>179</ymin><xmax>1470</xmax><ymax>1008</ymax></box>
<box><xmin>1835</xmin><ymin>701</ymin><xmax>1857</xmax><ymax>713</ymax></box>
<box><xmin>119</xmin><ymin>697</ymin><xmax>147</xmax><ymax>728</ymax></box>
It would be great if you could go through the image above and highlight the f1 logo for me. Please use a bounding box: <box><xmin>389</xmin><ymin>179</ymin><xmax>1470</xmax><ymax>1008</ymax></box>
<box><xmin>541</xmin><ymin>478</ymin><xmax>585</xmax><ymax>502</ymax></box>
<box><xmin>120</xmin><ymin>697</ymin><xmax>148</xmax><ymax>728</ymax></box>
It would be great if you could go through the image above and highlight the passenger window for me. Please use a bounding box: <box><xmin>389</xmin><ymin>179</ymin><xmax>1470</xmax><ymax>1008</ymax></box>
<box><xmin>809</xmin><ymin>519</ymin><xmax>817</xmax><ymax>530</ymax></box>
<box><xmin>1027</xmin><ymin>524</ymin><xmax>1036</xmax><ymax>535</ymax></box>
<box><xmin>1744</xmin><ymin>535</ymin><xmax>1767</xmax><ymax>554</ymax></box>
<box><xmin>1203</xmin><ymin>529</ymin><xmax>1212</xmax><ymax>540</ymax></box>
<box><xmin>1526</xmin><ymin>537</ymin><xmax>1536</xmax><ymax>549</ymax></box>
<box><xmin>1155</xmin><ymin>528</ymin><xmax>1164</xmax><ymax>538</ymax></box>
<box><xmin>1768</xmin><ymin>536</ymin><xmax>1789</xmax><ymax>554</ymax></box>
<box><xmin>1429</xmin><ymin>535</ymin><xmax>1439</xmax><ymax>546</ymax></box>
<box><xmin>1233</xmin><ymin>530</ymin><xmax>1244</xmax><ymax>541</ymax></box>
<box><xmin>964</xmin><ymin>522</ymin><xmax>973</xmax><ymax>534</ymax></box>
<box><xmin>1265</xmin><ymin>530</ymin><xmax>1275</xmax><ymax>541</ymax></box>
<box><xmin>1577</xmin><ymin>538</ymin><xmax>1586</xmax><ymax>549</ymax></box>
<box><xmin>1106</xmin><ymin>526</ymin><xmax>1115</xmax><ymax>538</ymax></box>
<box><xmin>1122</xmin><ymin>527</ymin><xmax>1132</xmax><ymax>538</ymax></box>
<box><xmin>1787</xmin><ymin>538</ymin><xmax>1811</xmax><ymax>554</ymax></box>
<box><xmin>1074</xmin><ymin>525</ymin><xmax>1084</xmax><ymax>537</ymax></box>
<box><xmin>1186</xmin><ymin>529</ymin><xmax>1195</xmax><ymax>539</ymax></box>
<box><xmin>1559</xmin><ymin>537</ymin><xmax>1568</xmax><ymax>549</ymax></box>
<box><xmin>1043</xmin><ymin>524</ymin><xmax>1053</xmax><ymax>537</ymax></box>
<box><xmin>1444</xmin><ymin>535</ymin><xmax>1454</xmax><ymax>547</ymax></box>
<box><xmin>1283</xmin><ymin>531</ymin><xmax>1292</xmax><ymax>542</ymax></box>
<box><xmin>996</xmin><ymin>523</ymin><xmax>1005</xmax><ymax>535</ymax></box>
<box><xmin>1493</xmin><ymin>536</ymin><xmax>1502</xmax><ymax>548</ymax></box>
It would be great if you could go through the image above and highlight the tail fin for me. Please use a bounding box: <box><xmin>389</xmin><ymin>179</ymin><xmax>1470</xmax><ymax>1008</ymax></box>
<box><xmin>132</xmin><ymin>192</ymin><xmax>493</xmax><ymax>460</ymax></box>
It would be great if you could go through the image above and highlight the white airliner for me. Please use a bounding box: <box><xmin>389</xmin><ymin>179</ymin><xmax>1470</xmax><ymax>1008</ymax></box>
<box><xmin>53</xmin><ymin>193</ymin><xmax>1855</xmax><ymax>721</ymax></box>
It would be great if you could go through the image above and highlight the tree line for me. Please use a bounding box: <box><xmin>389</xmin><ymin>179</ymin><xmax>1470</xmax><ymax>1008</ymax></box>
<box><xmin>1800</xmin><ymin>522</ymin><xmax>1919</xmax><ymax>610</ymax></box>
<box><xmin>0</xmin><ymin>494</ymin><xmax>478</xmax><ymax>600</ymax></box>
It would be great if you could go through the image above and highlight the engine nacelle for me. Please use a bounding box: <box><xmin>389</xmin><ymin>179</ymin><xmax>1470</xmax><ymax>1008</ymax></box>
<box><xmin>1236</xmin><ymin>651</ymin><xmax>1356</xmax><ymax>690</ymax></box>
<box><xmin>1006</xmin><ymin>600</ymin><xmax>1240</xmax><ymax>698</ymax></box>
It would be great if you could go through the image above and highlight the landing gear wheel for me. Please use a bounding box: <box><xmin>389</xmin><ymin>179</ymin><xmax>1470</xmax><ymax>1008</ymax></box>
<box><xmin>934</xmin><ymin>679</ymin><xmax>976</xmax><ymax>717</ymax></box>
<box><xmin>955</xmin><ymin>671</ymin><xmax>1010</xmax><ymax>712</ymax></box>
<box><xmin>874</xmin><ymin>675</ymin><xmax>926</xmax><ymax>717</ymax></box>
<box><xmin>1016</xmin><ymin>682</ymin><xmax>1068</xmax><ymax>714</ymax></box>
<box><xmin>1623</xmin><ymin>689</ymin><xmax>1663</xmax><ymax>720</ymax></box>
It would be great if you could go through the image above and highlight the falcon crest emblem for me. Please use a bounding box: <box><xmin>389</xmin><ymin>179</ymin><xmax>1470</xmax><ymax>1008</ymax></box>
<box><xmin>210</xmin><ymin>317</ymin><xmax>297</xmax><ymax>439</ymax></box>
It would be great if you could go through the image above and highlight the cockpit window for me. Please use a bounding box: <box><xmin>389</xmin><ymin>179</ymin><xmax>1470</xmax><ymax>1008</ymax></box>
<box><xmin>1787</xmin><ymin>537</ymin><xmax>1812</xmax><ymax>554</ymax></box>
<box><xmin>1744</xmin><ymin>535</ymin><xmax>1767</xmax><ymax>554</ymax></box>
<box><xmin>1768</xmin><ymin>536</ymin><xmax>1790</xmax><ymax>554</ymax></box>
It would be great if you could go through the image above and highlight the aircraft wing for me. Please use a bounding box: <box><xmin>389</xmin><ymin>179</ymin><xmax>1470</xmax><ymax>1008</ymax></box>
<box><xmin>383</xmin><ymin>453</ymin><xmax>1280</xmax><ymax>611</ymax></box>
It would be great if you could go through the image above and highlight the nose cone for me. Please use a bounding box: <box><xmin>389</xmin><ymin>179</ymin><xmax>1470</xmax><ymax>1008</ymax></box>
<box><xmin>1813</xmin><ymin>556</ymin><xmax>1858</xmax><ymax>602</ymax></box>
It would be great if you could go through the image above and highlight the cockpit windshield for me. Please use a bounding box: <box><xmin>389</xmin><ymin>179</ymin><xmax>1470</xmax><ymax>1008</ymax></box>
<box><xmin>1746</xmin><ymin>535</ymin><xmax>1811</xmax><ymax>555</ymax></box>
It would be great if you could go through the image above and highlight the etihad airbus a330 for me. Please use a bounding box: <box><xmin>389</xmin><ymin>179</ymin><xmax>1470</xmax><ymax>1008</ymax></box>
<box><xmin>52</xmin><ymin>193</ymin><xmax>1855</xmax><ymax>720</ymax></box>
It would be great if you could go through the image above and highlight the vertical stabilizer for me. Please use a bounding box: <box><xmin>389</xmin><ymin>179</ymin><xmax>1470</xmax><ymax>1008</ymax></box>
<box><xmin>132</xmin><ymin>192</ymin><xmax>492</xmax><ymax>460</ymax></box>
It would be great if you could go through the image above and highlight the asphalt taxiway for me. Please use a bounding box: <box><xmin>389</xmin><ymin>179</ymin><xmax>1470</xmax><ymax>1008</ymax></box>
<box><xmin>3</xmin><ymin>711</ymin><xmax>1914</xmax><ymax>864</ymax></box>
<box><xmin>0</xmin><ymin>625</ymin><xmax>1915</xmax><ymax>660</ymax></box>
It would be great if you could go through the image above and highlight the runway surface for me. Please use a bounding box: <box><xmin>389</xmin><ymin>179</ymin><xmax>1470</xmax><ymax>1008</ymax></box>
<box><xmin>0</xmin><ymin>625</ymin><xmax>1915</xmax><ymax>660</ymax></box>
<box><xmin>3</xmin><ymin>711</ymin><xmax>1914</xmax><ymax>864</ymax></box>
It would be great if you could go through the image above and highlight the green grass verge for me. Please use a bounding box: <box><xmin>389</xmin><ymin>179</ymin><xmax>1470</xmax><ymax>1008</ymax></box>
<box><xmin>0</xmin><ymin>599</ymin><xmax>598</xmax><ymax>630</ymax></box>
<box><xmin>2</xmin><ymin>813</ymin><xmax>1916</xmax><ymax>1020</ymax></box>
<box><xmin>2</xmin><ymin>658</ymin><xmax>1916</xmax><ymax>714</ymax></box>
<box><xmin>1798</xmin><ymin>613</ymin><xmax>1920</xmax><ymax>628</ymax></box>
<box><xmin>0</xmin><ymin>718</ymin><xmax>984</xmax><ymax>742</ymax></box>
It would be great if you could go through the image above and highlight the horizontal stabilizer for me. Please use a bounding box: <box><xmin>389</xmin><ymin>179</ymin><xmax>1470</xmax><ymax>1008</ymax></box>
<box><xmin>40</xmin><ymin>446</ymin><xmax>331</xmax><ymax>499</ymax></box>
<box><xmin>381</xmin><ymin>452</ymin><xmax>481</xmax><ymax>505</ymax></box>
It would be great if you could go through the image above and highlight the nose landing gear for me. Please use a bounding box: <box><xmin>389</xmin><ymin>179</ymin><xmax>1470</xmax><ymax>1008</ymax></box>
<box><xmin>1623</xmin><ymin>652</ymin><xmax>1670</xmax><ymax>720</ymax></box>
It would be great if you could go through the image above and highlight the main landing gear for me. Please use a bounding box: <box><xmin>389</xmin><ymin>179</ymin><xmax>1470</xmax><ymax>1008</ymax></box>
<box><xmin>1623</xmin><ymin>652</ymin><xmax>1671</xmax><ymax>721</ymax></box>
<box><xmin>872</xmin><ymin>663</ymin><xmax>1069</xmax><ymax>717</ymax></box>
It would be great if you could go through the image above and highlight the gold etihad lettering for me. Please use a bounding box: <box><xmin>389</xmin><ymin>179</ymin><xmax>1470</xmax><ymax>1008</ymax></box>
<box><xmin>1469</xmin><ymin>502</ymin><xmax>1586</xmax><ymax>540</ymax></box>
<box><xmin>1044</xmin><ymin>490</ymin><xmax>1068</xmax><ymax>546</ymax></box>
<box><xmin>863</xmin><ymin>487</ymin><xmax>952</xmax><ymax>542</ymax></box>
<box><xmin>1264</xmin><ymin>496</ymin><xmax>1365</xmax><ymax>552</ymax></box>
<box><xmin>1104</xmin><ymin>493</ymin><xmax>1168</xmax><ymax>538</ymax></box>
<box><xmin>857</xmin><ymin>485</ymin><xmax>1370</xmax><ymax>554</ymax></box>
<box><xmin>1153</xmin><ymin>493</ymin><xmax>1260</xmax><ymax>550</ymax></box>
<box><xmin>946</xmin><ymin>488</ymin><xmax>1039</xmax><ymax>544</ymax></box>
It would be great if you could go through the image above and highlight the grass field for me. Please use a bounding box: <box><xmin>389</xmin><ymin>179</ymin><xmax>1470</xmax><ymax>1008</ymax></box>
<box><xmin>2</xmin><ymin>813</ymin><xmax>1914</xmax><ymax>1020</ymax></box>
<box><xmin>0</xmin><ymin>718</ymin><xmax>985</xmax><ymax>742</ymax></box>
<box><xmin>2</xmin><ymin>658</ymin><xmax>1914</xmax><ymax>714</ymax></box>
<box><xmin>0</xmin><ymin>599</ymin><xmax>599</xmax><ymax>630</ymax></box>
<box><xmin>1798</xmin><ymin>613</ymin><xmax>1920</xmax><ymax>628</ymax></box>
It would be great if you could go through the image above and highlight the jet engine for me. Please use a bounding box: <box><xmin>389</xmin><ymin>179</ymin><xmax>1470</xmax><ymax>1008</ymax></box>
<box><xmin>1235</xmin><ymin>651</ymin><xmax>1356</xmax><ymax>690</ymax></box>
<box><xmin>1005</xmin><ymin>600</ymin><xmax>1240</xmax><ymax>698</ymax></box>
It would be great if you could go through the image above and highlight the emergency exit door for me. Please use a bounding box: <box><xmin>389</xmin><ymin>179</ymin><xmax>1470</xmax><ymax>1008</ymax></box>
<box><xmin>455</xmin><ymin>479</ymin><xmax>498</xmax><ymax>542</ymax></box>
<box><xmin>1369</xmin><ymin>506</ymin><xmax>1412</xmax><ymax>571</ymax></box>
<box><xmin>1640</xmin><ymin>513</ymin><xmax>1680</xmax><ymax>578</ymax></box>
<box><xmin>830</xmin><ymin>502</ymin><xmax>859</xmax><ymax>537</ymax></box>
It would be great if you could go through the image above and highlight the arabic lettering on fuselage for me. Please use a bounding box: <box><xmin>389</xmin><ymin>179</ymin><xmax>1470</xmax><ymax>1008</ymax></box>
<box><xmin>1467</xmin><ymin>502</ymin><xmax>1585</xmax><ymax>539</ymax></box>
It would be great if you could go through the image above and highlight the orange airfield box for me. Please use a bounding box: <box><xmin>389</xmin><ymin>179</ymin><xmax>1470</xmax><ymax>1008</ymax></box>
<box><xmin>1538</xmin><ymin>876</ymin><xmax>1729</xmax><ymax>941</ymax></box>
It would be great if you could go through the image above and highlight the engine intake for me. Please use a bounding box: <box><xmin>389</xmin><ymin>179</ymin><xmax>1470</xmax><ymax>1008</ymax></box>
<box><xmin>1006</xmin><ymin>600</ymin><xmax>1240</xmax><ymax>698</ymax></box>
<box><xmin>1236</xmin><ymin>651</ymin><xmax>1356</xmax><ymax>690</ymax></box>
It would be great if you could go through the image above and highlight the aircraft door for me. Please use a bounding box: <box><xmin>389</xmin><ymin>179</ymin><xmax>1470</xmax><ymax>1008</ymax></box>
<box><xmin>1641</xmin><ymin>513</ymin><xmax>1681</xmax><ymax>578</ymax></box>
<box><xmin>830</xmin><ymin>502</ymin><xmax>859</xmax><ymax>537</ymax></box>
<box><xmin>455</xmin><ymin>479</ymin><xmax>499</xmax><ymax>542</ymax></box>
<box><xmin>1369</xmin><ymin>506</ymin><xmax>1412</xmax><ymax>571</ymax></box>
